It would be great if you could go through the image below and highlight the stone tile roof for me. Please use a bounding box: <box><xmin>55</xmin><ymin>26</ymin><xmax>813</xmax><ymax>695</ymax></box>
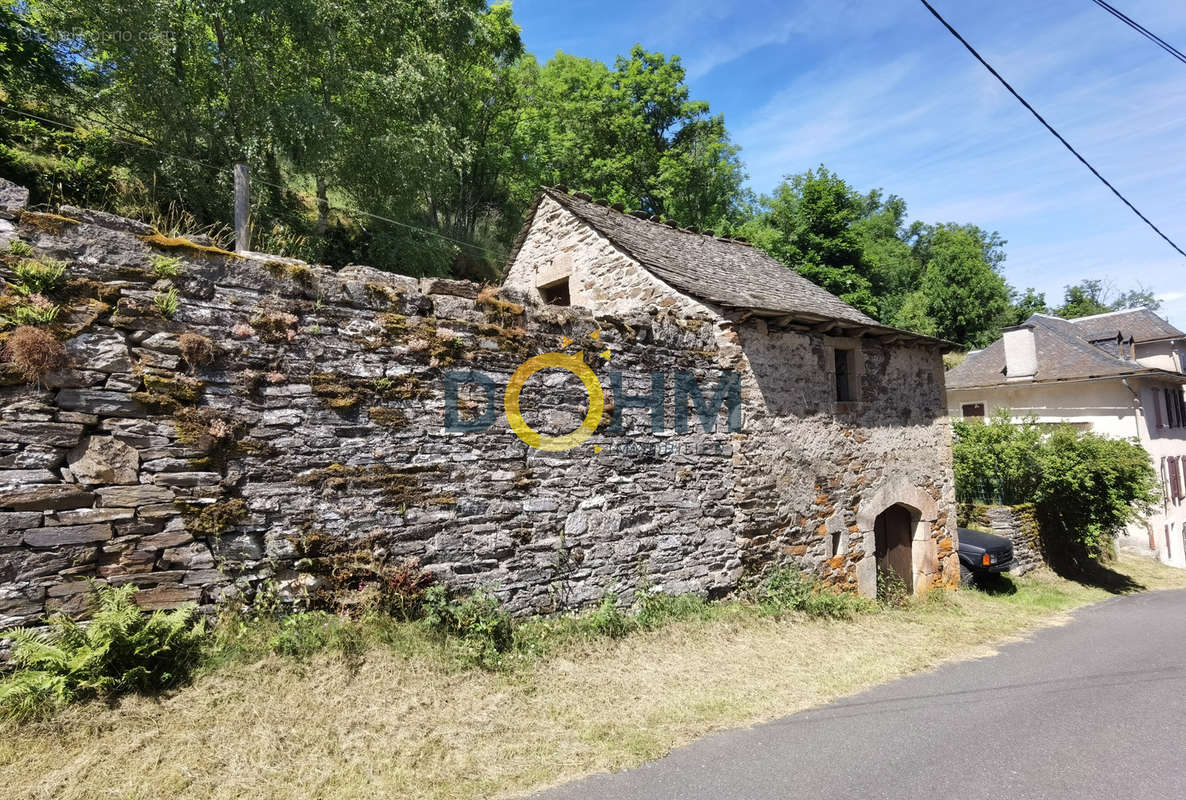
<box><xmin>1068</xmin><ymin>308</ymin><xmax>1184</xmax><ymax>344</ymax></box>
<box><xmin>947</xmin><ymin>313</ymin><xmax>1185</xmax><ymax>389</ymax></box>
<box><xmin>508</xmin><ymin>187</ymin><xmax>911</xmax><ymax>334</ymax></box>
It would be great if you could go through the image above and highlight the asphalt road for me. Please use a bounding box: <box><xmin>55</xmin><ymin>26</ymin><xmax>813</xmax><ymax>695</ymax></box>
<box><xmin>532</xmin><ymin>589</ymin><xmax>1186</xmax><ymax>800</ymax></box>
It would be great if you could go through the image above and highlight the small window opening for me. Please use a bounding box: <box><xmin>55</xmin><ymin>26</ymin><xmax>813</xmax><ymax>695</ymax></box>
<box><xmin>540</xmin><ymin>278</ymin><xmax>571</xmax><ymax>306</ymax></box>
<box><xmin>830</xmin><ymin>531</ymin><xmax>842</xmax><ymax>558</ymax></box>
<box><xmin>834</xmin><ymin>348</ymin><xmax>854</xmax><ymax>402</ymax></box>
<box><xmin>961</xmin><ymin>403</ymin><xmax>985</xmax><ymax>418</ymax></box>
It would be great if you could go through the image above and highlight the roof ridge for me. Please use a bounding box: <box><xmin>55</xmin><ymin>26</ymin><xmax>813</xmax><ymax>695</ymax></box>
<box><xmin>1065</xmin><ymin>307</ymin><xmax>1154</xmax><ymax>322</ymax></box>
<box><xmin>542</xmin><ymin>186</ymin><xmax>754</xmax><ymax>247</ymax></box>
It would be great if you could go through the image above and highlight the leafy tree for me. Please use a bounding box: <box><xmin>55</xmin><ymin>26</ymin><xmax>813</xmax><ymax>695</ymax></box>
<box><xmin>736</xmin><ymin>166</ymin><xmax>877</xmax><ymax>315</ymax></box>
<box><xmin>896</xmin><ymin>224</ymin><xmax>1011</xmax><ymax>348</ymax></box>
<box><xmin>1006</xmin><ymin>287</ymin><xmax>1049</xmax><ymax>325</ymax></box>
<box><xmin>1055</xmin><ymin>279</ymin><xmax>1162</xmax><ymax>319</ymax></box>
<box><xmin>515</xmin><ymin>45</ymin><xmax>746</xmax><ymax>228</ymax></box>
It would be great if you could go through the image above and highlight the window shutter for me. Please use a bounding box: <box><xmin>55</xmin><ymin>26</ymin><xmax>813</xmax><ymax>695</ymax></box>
<box><xmin>1170</xmin><ymin>456</ymin><xmax>1182</xmax><ymax>501</ymax></box>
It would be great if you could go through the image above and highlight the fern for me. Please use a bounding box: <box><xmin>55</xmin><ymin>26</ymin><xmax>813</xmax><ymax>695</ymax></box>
<box><xmin>0</xmin><ymin>583</ymin><xmax>205</xmax><ymax>721</ymax></box>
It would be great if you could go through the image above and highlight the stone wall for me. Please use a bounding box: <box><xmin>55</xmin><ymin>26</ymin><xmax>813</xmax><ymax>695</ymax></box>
<box><xmin>960</xmin><ymin>504</ymin><xmax>1045</xmax><ymax>575</ymax></box>
<box><xmin>0</xmin><ymin>194</ymin><xmax>958</xmax><ymax>627</ymax></box>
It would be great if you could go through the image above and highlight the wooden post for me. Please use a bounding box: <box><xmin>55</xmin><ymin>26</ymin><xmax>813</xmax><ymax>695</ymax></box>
<box><xmin>233</xmin><ymin>162</ymin><xmax>250</xmax><ymax>253</ymax></box>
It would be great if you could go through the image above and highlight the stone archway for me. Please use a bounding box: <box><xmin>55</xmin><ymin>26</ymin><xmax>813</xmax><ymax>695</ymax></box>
<box><xmin>854</xmin><ymin>478</ymin><xmax>940</xmax><ymax>598</ymax></box>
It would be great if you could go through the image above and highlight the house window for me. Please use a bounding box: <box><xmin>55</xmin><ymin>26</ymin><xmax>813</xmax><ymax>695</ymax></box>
<box><xmin>834</xmin><ymin>348</ymin><xmax>855</xmax><ymax>402</ymax></box>
<box><xmin>1169</xmin><ymin>456</ymin><xmax>1182</xmax><ymax>502</ymax></box>
<box><xmin>961</xmin><ymin>403</ymin><xmax>985</xmax><ymax>418</ymax></box>
<box><xmin>539</xmin><ymin>278</ymin><xmax>571</xmax><ymax>306</ymax></box>
<box><xmin>1165</xmin><ymin>387</ymin><xmax>1186</xmax><ymax>429</ymax></box>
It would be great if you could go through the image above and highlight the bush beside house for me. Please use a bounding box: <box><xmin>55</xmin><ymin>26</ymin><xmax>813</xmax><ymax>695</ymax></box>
<box><xmin>953</xmin><ymin>410</ymin><xmax>1159</xmax><ymax>566</ymax></box>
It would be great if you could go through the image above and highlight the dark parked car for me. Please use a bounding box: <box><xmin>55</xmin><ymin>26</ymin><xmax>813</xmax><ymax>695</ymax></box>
<box><xmin>957</xmin><ymin>527</ymin><xmax>1014</xmax><ymax>583</ymax></box>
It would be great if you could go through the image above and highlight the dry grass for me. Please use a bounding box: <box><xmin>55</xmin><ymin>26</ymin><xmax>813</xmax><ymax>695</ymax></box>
<box><xmin>3</xmin><ymin>555</ymin><xmax>1184</xmax><ymax>800</ymax></box>
<box><xmin>1</xmin><ymin>325</ymin><xmax>66</xmax><ymax>382</ymax></box>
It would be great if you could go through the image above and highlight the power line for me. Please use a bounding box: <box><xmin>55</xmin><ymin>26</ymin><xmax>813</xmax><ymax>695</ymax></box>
<box><xmin>1091</xmin><ymin>0</ymin><xmax>1186</xmax><ymax>66</ymax></box>
<box><xmin>0</xmin><ymin>104</ymin><xmax>502</xmax><ymax>258</ymax></box>
<box><xmin>917</xmin><ymin>0</ymin><xmax>1186</xmax><ymax>260</ymax></box>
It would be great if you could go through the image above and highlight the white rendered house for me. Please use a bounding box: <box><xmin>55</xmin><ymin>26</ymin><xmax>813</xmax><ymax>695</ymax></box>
<box><xmin>946</xmin><ymin>309</ymin><xmax>1186</xmax><ymax>567</ymax></box>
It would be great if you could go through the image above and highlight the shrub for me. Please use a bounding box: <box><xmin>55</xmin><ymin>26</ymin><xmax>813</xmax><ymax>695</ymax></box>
<box><xmin>0</xmin><ymin>583</ymin><xmax>205</xmax><ymax>721</ymax></box>
<box><xmin>634</xmin><ymin>589</ymin><xmax>709</xmax><ymax>628</ymax></box>
<box><xmin>1033</xmin><ymin>426</ymin><xmax>1159</xmax><ymax>561</ymax></box>
<box><xmin>583</xmin><ymin>595</ymin><xmax>635</xmax><ymax>639</ymax></box>
<box><xmin>2</xmin><ymin>325</ymin><xmax>66</xmax><ymax>382</ymax></box>
<box><xmin>876</xmin><ymin>568</ymin><xmax>910</xmax><ymax>607</ymax></box>
<box><xmin>952</xmin><ymin>409</ymin><xmax>1042</xmax><ymax>504</ymax></box>
<box><xmin>11</xmin><ymin>258</ymin><xmax>65</xmax><ymax>296</ymax></box>
<box><xmin>178</xmin><ymin>331</ymin><xmax>214</xmax><ymax>369</ymax></box>
<box><xmin>264</xmin><ymin>612</ymin><xmax>366</xmax><ymax>662</ymax></box>
<box><xmin>954</xmin><ymin>410</ymin><xmax>1160</xmax><ymax>564</ymax></box>
<box><xmin>422</xmin><ymin>585</ymin><xmax>513</xmax><ymax>667</ymax></box>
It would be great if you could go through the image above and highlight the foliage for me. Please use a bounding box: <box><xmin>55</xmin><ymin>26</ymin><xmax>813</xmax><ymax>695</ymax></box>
<box><xmin>0</xmin><ymin>583</ymin><xmax>204</xmax><ymax>721</ymax></box>
<box><xmin>421</xmin><ymin>585</ymin><xmax>513</xmax><ymax>667</ymax></box>
<box><xmin>953</xmin><ymin>410</ymin><xmax>1159</xmax><ymax>563</ymax></box>
<box><xmin>7</xmin><ymin>239</ymin><xmax>34</xmax><ymax>257</ymax></box>
<box><xmin>1055</xmin><ymin>279</ymin><xmax>1162</xmax><ymax>319</ymax></box>
<box><xmin>952</xmin><ymin>409</ymin><xmax>1043</xmax><ymax>504</ymax></box>
<box><xmin>153</xmin><ymin>287</ymin><xmax>179</xmax><ymax>318</ymax></box>
<box><xmin>1032</xmin><ymin>426</ymin><xmax>1159</xmax><ymax>561</ymax></box>
<box><xmin>897</xmin><ymin>224</ymin><xmax>1012</xmax><ymax>348</ymax></box>
<box><xmin>10</xmin><ymin>258</ymin><xmax>65</xmax><ymax>296</ymax></box>
<box><xmin>516</xmin><ymin>46</ymin><xmax>747</xmax><ymax>229</ymax></box>
<box><xmin>747</xmin><ymin>565</ymin><xmax>870</xmax><ymax>619</ymax></box>
<box><xmin>1</xmin><ymin>324</ymin><xmax>66</xmax><ymax>381</ymax></box>
<box><xmin>3</xmin><ymin>297</ymin><xmax>60</xmax><ymax>326</ymax></box>
<box><xmin>148</xmin><ymin>254</ymin><xmax>181</xmax><ymax>279</ymax></box>
<box><xmin>876</xmin><ymin>568</ymin><xmax>910</xmax><ymax>607</ymax></box>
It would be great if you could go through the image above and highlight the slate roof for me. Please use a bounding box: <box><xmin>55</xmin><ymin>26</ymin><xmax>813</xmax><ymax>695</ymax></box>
<box><xmin>506</xmin><ymin>188</ymin><xmax>944</xmax><ymax>340</ymax></box>
<box><xmin>947</xmin><ymin>313</ymin><xmax>1186</xmax><ymax>389</ymax></box>
<box><xmin>1068</xmin><ymin>308</ymin><xmax>1184</xmax><ymax>344</ymax></box>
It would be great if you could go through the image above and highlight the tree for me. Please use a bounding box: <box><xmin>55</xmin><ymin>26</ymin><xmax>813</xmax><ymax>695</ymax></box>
<box><xmin>514</xmin><ymin>45</ymin><xmax>746</xmax><ymax>228</ymax></box>
<box><xmin>737</xmin><ymin>167</ymin><xmax>877</xmax><ymax>315</ymax></box>
<box><xmin>1006</xmin><ymin>287</ymin><xmax>1049</xmax><ymax>325</ymax></box>
<box><xmin>1055</xmin><ymin>279</ymin><xmax>1162</xmax><ymax>319</ymax></box>
<box><xmin>894</xmin><ymin>224</ymin><xmax>1011</xmax><ymax>348</ymax></box>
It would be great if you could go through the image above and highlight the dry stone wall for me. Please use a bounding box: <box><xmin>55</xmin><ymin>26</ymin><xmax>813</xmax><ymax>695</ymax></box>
<box><xmin>0</xmin><ymin>194</ymin><xmax>958</xmax><ymax>627</ymax></box>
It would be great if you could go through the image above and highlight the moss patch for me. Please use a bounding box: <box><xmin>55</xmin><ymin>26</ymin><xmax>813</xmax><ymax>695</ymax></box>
<box><xmin>140</xmin><ymin>232</ymin><xmax>241</xmax><ymax>261</ymax></box>
<box><xmin>294</xmin><ymin>463</ymin><xmax>447</xmax><ymax>506</ymax></box>
<box><xmin>368</xmin><ymin>407</ymin><xmax>408</xmax><ymax>429</ymax></box>
<box><xmin>179</xmin><ymin>498</ymin><xmax>248</xmax><ymax>536</ymax></box>
<box><xmin>17</xmin><ymin>210</ymin><xmax>80</xmax><ymax>234</ymax></box>
<box><xmin>143</xmin><ymin>373</ymin><xmax>204</xmax><ymax>404</ymax></box>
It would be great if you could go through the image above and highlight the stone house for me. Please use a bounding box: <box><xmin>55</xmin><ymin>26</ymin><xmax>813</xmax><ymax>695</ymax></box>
<box><xmin>503</xmin><ymin>187</ymin><xmax>960</xmax><ymax>596</ymax></box>
<box><xmin>946</xmin><ymin>309</ymin><xmax>1186</xmax><ymax>566</ymax></box>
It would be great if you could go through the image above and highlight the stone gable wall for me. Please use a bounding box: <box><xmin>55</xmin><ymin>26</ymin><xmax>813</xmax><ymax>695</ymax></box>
<box><xmin>0</xmin><ymin>195</ymin><xmax>957</xmax><ymax>628</ymax></box>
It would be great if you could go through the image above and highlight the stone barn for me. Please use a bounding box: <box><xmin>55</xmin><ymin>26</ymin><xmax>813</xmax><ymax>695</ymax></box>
<box><xmin>503</xmin><ymin>187</ymin><xmax>960</xmax><ymax>597</ymax></box>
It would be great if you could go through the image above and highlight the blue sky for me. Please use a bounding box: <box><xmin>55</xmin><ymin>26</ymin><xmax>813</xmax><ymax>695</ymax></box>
<box><xmin>511</xmin><ymin>0</ymin><xmax>1186</xmax><ymax>325</ymax></box>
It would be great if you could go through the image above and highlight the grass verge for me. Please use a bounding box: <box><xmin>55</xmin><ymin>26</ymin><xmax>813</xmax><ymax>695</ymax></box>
<box><xmin>2</xmin><ymin>554</ymin><xmax>1184</xmax><ymax>800</ymax></box>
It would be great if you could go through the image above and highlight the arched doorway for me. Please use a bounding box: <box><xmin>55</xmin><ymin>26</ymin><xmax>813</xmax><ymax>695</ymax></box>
<box><xmin>874</xmin><ymin>504</ymin><xmax>915</xmax><ymax>596</ymax></box>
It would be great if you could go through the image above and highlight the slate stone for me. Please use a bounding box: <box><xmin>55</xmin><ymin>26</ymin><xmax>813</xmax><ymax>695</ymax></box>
<box><xmin>23</xmin><ymin>523</ymin><xmax>113</xmax><ymax>547</ymax></box>
<box><xmin>0</xmin><ymin>485</ymin><xmax>95</xmax><ymax>511</ymax></box>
